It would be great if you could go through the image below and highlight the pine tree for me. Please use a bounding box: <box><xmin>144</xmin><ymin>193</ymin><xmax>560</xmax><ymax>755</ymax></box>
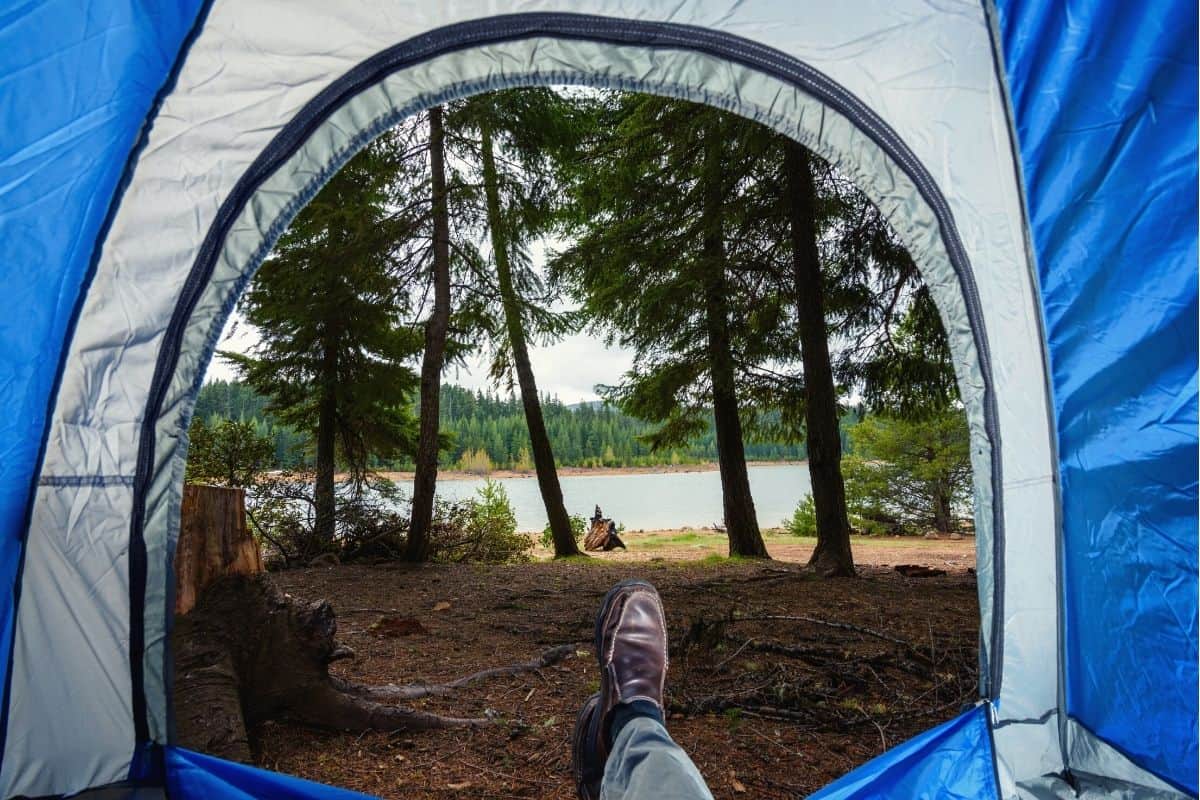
<box><xmin>226</xmin><ymin>133</ymin><xmax>422</xmax><ymax>540</ymax></box>
<box><xmin>406</xmin><ymin>106</ymin><xmax>453</xmax><ymax>562</ymax></box>
<box><xmin>782</xmin><ymin>140</ymin><xmax>855</xmax><ymax>576</ymax></box>
<box><xmin>444</xmin><ymin>90</ymin><xmax>586</xmax><ymax>557</ymax></box>
<box><xmin>553</xmin><ymin>95</ymin><xmax>779</xmax><ymax>558</ymax></box>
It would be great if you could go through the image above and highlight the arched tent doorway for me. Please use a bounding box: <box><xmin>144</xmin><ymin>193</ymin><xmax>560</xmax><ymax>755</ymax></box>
<box><xmin>0</xmin><ymin>3</ymin><xmax>1193</xmax><ymax>799</ymax></box>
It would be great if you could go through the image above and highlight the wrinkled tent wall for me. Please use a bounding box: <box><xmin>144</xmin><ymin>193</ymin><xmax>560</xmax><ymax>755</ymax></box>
<box><xmin>0</xmin><ymin>2</ymin><xmax>206</xmax><ymax>792</ymax></box>
<box><xmin>0</xmin><ymin>1</ymin><xmax>1193</xmax><ymax>799</ymax></box>
<box><xmin>994</xmin><ymin>0</ymin><xmax>1199</xmax><ymax>794</ymax></box>
<box><xmin>811</xmin><ymin>706</ymin><xmax>998</xmax><ymax>800</ymax></box>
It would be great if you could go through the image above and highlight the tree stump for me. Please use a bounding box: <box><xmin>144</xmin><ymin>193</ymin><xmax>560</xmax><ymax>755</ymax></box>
<box><xmin>175</xmin><ymin>484</ymin><xmax>263</xmax><ymax>615</ymax></box>
<box><xmin>172</xmin><ymin>575</ymin><xmax>492</xmax><ymax>763</ymax></box>
<box><xmin>170</xmin><ymin>487</ymin><xmax>554</xmax><ymax>762</ymax></box>
<box><xmin>583</xmin><ymin>505</ymin><xmax>626</xmax><ymax>551</ymax></box>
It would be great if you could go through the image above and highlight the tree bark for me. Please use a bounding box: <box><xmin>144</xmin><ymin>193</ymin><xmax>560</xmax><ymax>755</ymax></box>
<box><xmin>175</xmin><ymin>484</ymin><xmax>263</xmax><ymax>615</ymax></box>
<box><xmin>313</xmin><ymin>340</ymin><xmax>338</xmax><ymax>542</ymax></box>
<box><xmin>783</xmin><ymin>140</ymin><xmax>855</xmax><ymax>577</ymax></box>
<box><xmin>932</xmin><ymin>485</ymin><xmax>953</xmax><ymax>534</ymax></box>
<box><xmin>406</xmin><ymin>106</ymin><xmax>453</xmax><ymax>563</ymax></box>
<box><xmin>480</xmin><ymin>120</ymin><xmax>580</xmax><ymax>557</ymax></box>
<box><xmin>701</xmin><ymin>124</ymin><xmax>768</xmax><ymax>559</ymax></box>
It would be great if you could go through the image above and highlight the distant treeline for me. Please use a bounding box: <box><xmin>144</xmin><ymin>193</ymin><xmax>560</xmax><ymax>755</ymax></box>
<box><xmin>194</xmin><ymin>379</ymin><xmax>858</xmax><ymax>470</ymax></box>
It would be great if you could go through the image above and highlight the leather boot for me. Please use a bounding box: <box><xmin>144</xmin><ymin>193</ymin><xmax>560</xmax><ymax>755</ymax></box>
<box><xmin>572</xmin><ymin>580</ymin><xmax>668</xmax><ymax>799</ymax></box>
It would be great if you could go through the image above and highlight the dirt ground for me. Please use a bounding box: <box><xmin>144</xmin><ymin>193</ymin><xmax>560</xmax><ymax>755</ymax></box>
<box><xmin>246</xmin><ymin>537</ymin><xmax>978</xmax><ymax>798</ymax></box>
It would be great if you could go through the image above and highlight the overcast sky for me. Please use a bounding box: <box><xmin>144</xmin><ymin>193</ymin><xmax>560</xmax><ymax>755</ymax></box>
<box><xmin>205</xmin><ymin>225</ymin><xmax>647</xmax><ymax>404</ymax></box>
<box><xmin>204</xmin><ymin>313</ymin><xmax>635</xmax><ymax>405</ymax></box>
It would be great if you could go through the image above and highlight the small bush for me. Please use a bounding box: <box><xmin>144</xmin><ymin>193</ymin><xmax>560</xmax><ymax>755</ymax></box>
<box><xmin>248</xmin><ymin>472</ymin><xmax>410</xmax><ymax>567</ymax></box>
<box><xmin>186</xmin><ymin>417</ymin><xmax>275</xmax><ymax>487</ymax></box>
<box><xmin>433</xmin><ymin>480</ymin><xmax>532</xmax><ymax>564</ymax></box>
<box><xmin>539</xmin><ymin>513</ymin><xmax>586</xmax><ymax>549</ymax></box>
<box><xmin>783</xmin><ymin>496</ymin><xmax>817</xmax><ymax>537</ymax></box>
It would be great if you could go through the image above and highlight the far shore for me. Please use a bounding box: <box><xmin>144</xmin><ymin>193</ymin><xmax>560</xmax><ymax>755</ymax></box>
<box><xmin>376</xmin><ymin>459</ymin><xmax>806</xmax><ymax>483</ymax></box>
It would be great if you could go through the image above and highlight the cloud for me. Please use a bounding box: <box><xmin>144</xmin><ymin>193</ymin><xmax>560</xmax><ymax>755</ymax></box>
<box><xmin>205</xmin><ymin>314</ymin><xmax>633</xmax><ymax>405</ymax></box>
<box><xmin>450</xmin><ymin>332</ymin><xmax>634</xmax><ymax>404</ymax></box>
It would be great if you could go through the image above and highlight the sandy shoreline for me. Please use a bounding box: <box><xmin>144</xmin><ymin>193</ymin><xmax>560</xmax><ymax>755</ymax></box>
<box><xmin>378</xmin><ymin>459</ymin><xmax>805</xmax><ymax>483</ymax></box>
<box><xmin>544</xmin><ymin>528</ymin><xmax>977</xmax><ymax>568</ymax></box>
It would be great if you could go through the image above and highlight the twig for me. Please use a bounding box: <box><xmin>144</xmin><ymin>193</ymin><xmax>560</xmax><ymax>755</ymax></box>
<box><xmin>731</xmin><ymin>614</ymin><xmax>932</xmax><ymax>663</ymax></box>
<box><xmin>337</xmin><ymin>644</ymin><xmax>577</xmax><ymax>701</ymax></box>
<box><xmin>748</xmin><ymin>725</ymin><xmax>799</xmax><ymax>756</ymax></box>
<box><xmin>869</xmin><ymin>717</ymin><xmax>888</xmax><ymax>750</ymax></box>
<box><xmin>713</xmin><ymin>638</ymin><xmax>756</xmax><ymax>672</ymax></box>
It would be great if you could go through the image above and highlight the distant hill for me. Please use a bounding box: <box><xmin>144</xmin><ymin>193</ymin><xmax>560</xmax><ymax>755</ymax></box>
<box><xmin>193</xmin><ymin>379</ymin><xmax>847</xmax><ymax>471</ymax></box>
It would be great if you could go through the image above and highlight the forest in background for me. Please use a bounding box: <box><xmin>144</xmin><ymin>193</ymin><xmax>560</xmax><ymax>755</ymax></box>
<box><xmin>194</xmin><ymin>378</ymin><xmax>858</xmax><ymax>471</ymax></box>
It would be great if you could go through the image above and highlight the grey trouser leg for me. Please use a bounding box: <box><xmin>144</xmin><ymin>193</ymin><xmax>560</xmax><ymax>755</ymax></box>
<box><xmin>601</xmin><ymin>717</ymin><xmax>714</xmax><ymax>800</ymax></box>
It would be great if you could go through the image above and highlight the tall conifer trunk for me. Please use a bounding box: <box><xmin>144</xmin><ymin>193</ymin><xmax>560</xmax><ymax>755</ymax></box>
<box><xmin>313</xmin><ymin>339</ymin><xmax>338</xmax><ymax>542</ymax></box>
<box><xmin>701</xmin><ymin>124</ymin><xmax>768</xmax><ymax>559</ymax></box>
<box><xmin>405</xmin><ymin>106</ymin><xmax>452</xmax><ymax>563</ymax></box>
<box><xmin>783</xmin><ymin>140</ymin><xmax>855</xmax><ymax>577</ymax></box>
<box><xmin>480</xmin><ymin>120</ymin><xmax>580</xmax><ymax>557</ymax></box>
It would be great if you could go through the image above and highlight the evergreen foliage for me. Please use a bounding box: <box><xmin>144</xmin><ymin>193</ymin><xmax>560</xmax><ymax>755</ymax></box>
<box><xmin>223</xmin><ymin>132</ymin><xmax>424</xmax><ymax>539</ymax></box>
<box><xmin>184</xmin><ymin>417</ymin><xmax>276</xmax><ymax>487</ymax></box>
<box><xmin>552</xmin><ymin>94</ymin><xmax>795</xmax><ymax>556</ymax></box>
<box><xmin>193</xmin><ymin>380</ymin><xmax>822</xmax><ymax>470</ymax></box>
<box><xmin>842</xmin><ymin>411</ymin><xmax>972</xmax><ymax>535</ymax></box>
<box><xmin>197</xmin><ymin>87</ymin><xmax>967</xmax><ymax>565</ymax></box>
<box><xmin>225</xmin><ymin>133</ymin><xmax>423</xmax><ymax>477</ymax></box>
<box><xmin>444</xmin><ymin>89</ymin><xmax>591</xmax><ymax>556</ymax></box>
<box><xmin>783</xmin><ymin>496</ymin><xmax>818</xmax><ymax>538</ymax></box>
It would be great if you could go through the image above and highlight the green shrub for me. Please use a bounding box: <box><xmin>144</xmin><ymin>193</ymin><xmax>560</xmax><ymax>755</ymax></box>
<box><xmin>186</xmin><ymin>417</ymin><xmax>275</xmax><ymax>487</ymax></box>
<box><xmin>433</xmin><ymin>480</ymin><xmax>532</xmax><ymax>564</ymax></box>
<box><xmin>540</xmin><ymin>513</ymin><xmax>586</xmax><ymax>549</ymax></box>
<box><xmin>783</xmin><ymin>496</ymin><xmax>817</xmax><ymax>537</ymax></box>
<box><xmin>842</xmin><ymin>411</ymin><xmax>971</xmax><ymax>535</ymax></box>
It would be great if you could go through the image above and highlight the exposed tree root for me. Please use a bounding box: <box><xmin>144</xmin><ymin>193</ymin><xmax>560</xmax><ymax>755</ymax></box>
<box><xmin>173</xmin><ymin>575</ymin><xmax>571</xmax><ymax>763</ymax></box>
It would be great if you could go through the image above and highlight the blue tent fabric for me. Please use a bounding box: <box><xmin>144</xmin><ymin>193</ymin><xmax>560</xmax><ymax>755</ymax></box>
<box><xmin>810</xmin><ymin>705</ymin><xmax>998</xmax><ymax>800</ymax></box>
<box><xmin>0</xmin><ymin>0</ymin><xmax>206</xmax><ymax>729</ymax></box>
<box><xmin>165</xmin><ymin>747</ymin><xmax>375</xmax><ymax>799</ymax></box>
<box><xmin>994</xmin><ymin>0</ymin><xmax>1199</xmax><ymax>792</ymax></box>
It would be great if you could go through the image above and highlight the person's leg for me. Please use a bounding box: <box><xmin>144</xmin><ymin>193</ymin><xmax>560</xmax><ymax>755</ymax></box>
<box><xmin>600</xmin><ymin>711</ymin><xmax>714</xmax><ymax>800</ymax></box>
<box><xmin>571</xmin><ymin>580</ymin><xmax>714</xmax><ymax>800</ymax></box>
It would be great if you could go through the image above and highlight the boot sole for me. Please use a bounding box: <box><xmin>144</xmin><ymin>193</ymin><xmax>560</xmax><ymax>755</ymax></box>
<box><xmin>572</xmin><ymin>692</ymin><xmax>603</xmax><ymax>800</ymax></box>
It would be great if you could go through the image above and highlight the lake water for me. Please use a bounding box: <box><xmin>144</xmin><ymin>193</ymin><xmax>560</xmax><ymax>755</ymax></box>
<box><xmin>425</xmin><ymin>463</ymin><xmax>812</xmax><ymax>532</ymax></box>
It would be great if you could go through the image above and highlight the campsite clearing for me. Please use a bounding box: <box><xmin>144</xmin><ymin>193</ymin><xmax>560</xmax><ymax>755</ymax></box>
<box><xmin>254</xmin><ymin>543</ymin><xmax>977</xmax><ymax>798</ymax></box>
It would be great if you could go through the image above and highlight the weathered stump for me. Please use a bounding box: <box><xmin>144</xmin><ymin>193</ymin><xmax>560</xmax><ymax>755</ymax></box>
<box><xmin>583</xmin><ymin>506</ymin><xmax>626</xmax><ymax>551</ymax></box>
<box><xmin>175</xmin><ymin>484</ymin><xmax>263</xmax><ymax>615</ymax></box>
<box><xmin>170</xmin><ymin>488</ymin><xmax>552</xmax><ymax>762</ymax></box>
<box><xmin>172</xmin><ymin>575</ymin><xmax>487</xmax><ymax>763</ymax></box>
